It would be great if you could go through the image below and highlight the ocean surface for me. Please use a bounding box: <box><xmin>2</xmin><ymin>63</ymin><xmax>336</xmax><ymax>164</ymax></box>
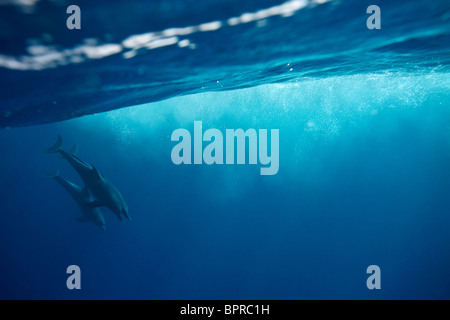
<box><xmin>0</xmin><ymin>0</ymin><xmax>450</xmax><ymax>299</ymax></box>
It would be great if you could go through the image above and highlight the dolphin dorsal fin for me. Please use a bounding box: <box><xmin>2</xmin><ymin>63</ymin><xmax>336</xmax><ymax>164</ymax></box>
<box><xmin>69</xmin><ymin>143</ymin><xmax>78</xmax><ymax>156</ymax></box>
<box><xmin>92</xmin><ymin>166</ymin><xmax>103</xmax><ymax>179</ymax></box>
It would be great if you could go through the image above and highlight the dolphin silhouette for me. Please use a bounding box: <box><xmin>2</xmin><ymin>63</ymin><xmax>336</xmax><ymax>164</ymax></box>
<box><xmin>45</xmin><ymin>135</ymin><xmax>130</xmax><ymax>221</ymax></box>
<box><xmin>44</xmin><ymin>169</ymin><xmax>106</xmax><ymax>231</ymax></box>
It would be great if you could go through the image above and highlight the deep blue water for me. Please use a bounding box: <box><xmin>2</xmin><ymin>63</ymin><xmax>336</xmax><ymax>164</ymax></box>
<box><xmin>0</xmin><ymin>0</ymin><xmax>450</xmax><ymax>300</ymax></box>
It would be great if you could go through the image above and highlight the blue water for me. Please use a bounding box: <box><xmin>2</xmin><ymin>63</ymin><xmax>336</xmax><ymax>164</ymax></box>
<box><xmin>0</xmin><ymin>0</ymin><xmax>450</xmax><ymax>299</ymax></box>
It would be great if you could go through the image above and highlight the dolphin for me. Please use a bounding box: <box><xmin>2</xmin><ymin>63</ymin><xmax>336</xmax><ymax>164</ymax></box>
<box><xmin>45</xmin><ymin>135</ymin><xmax>130</xmax><ymax>221</ymax></box>
<box><xmin>44</xmin><ymin>169</ymin><xmax>106</xmax><ymax>231</ymax></box>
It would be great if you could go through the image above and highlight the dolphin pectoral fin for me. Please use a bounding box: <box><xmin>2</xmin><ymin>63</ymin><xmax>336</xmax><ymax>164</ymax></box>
<box><xmin>86</xmin><ymin>200</ymin><xmax>103</xmax><ymax>208</ymax></box>
<box><xmin>45</xmin><ymin>135</ymin><xmax>62</xmax><ymax>153</ymax></box>
<box><xmin>81</xmin><ymin>186</ymin><xmax>90</xmax><ymax>199</ymax></box>
<box><xmin>122</xmin><ymin>209</ymin><xmax>131</xmax><ymax>221</ymax></box>
<box><xmin>76</xmin><ymin>216</ymin><xmax>90</xmax><ymax>222</ymax></box>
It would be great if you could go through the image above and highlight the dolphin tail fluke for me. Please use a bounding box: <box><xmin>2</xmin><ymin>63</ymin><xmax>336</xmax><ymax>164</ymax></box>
<box><xmin>45</xmin><ymin>135</ymin><xmax>63</xmax><ymax>153</ymax></box>
<box><xmin>42</xmin><ymin>169</ymin><xmax>60</xmax><ymax>178</ymax></box>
